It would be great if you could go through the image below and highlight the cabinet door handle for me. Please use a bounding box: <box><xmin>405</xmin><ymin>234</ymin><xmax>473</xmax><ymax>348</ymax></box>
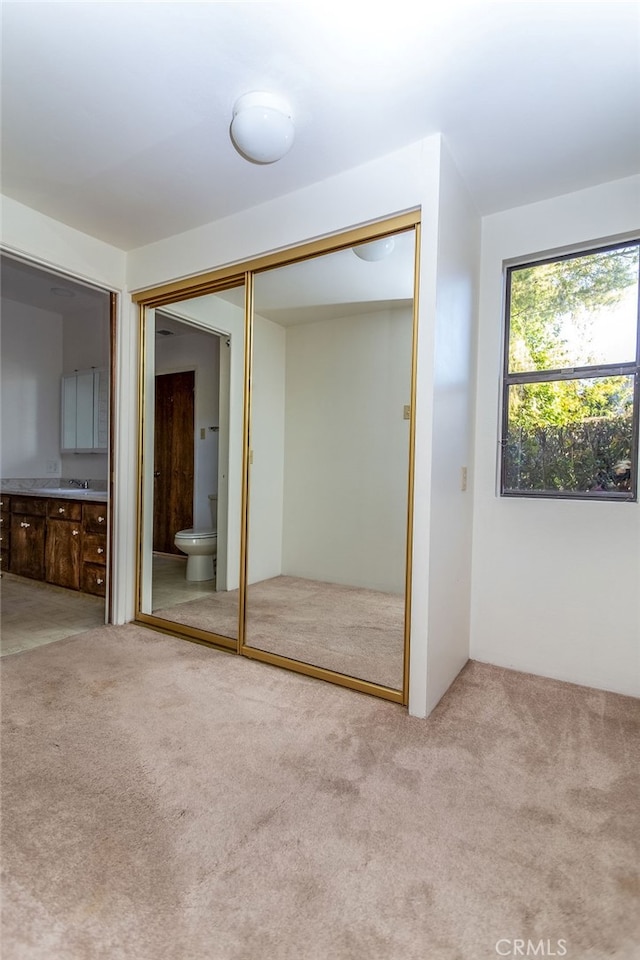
<box><xmin>97</xmin><ymin>516</ymin><xmax>105</xmax><ymax>523</ymax></box>
<box><xmin>58</xmin><ymin>507</ymin><xmax>65</xmax><ymax>514</ymax></box>
<box><xmin>21</xmin><ymin>521</ymin><xmax>31</xmax><ymax>528</ymax></box>
<box><xmin>97</xmin><ymin>547</ymin><xmax>104</xmax><ymax>554</ymax></box>
<box><xmin>72</xmin><ymin>529</ymin><xmax>80</xmax><ymax>536</ymax></box>
<box><xmin>97</xmin><ymin>578</ymin><xmax>104</xmax><ymax>585</ymax></box>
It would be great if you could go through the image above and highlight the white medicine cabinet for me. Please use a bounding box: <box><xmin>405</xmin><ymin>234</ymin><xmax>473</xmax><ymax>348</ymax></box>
<box><xmin>61</xmin><ymin>368</ymin><xmax>108</xmax><ymax>452</ymax></box>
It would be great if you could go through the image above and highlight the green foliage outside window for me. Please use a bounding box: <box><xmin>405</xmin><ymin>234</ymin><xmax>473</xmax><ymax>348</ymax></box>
<box><xmin>502</xmin><ymin>243</ymin><xmax>639</xmax><ymax>497</ymax></box>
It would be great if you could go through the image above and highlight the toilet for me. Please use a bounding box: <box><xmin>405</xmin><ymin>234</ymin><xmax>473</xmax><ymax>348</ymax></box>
<box><xmin>174</xmin><ymin>495</ymin><xmax>218</xmax><ymax>581</ymax></box>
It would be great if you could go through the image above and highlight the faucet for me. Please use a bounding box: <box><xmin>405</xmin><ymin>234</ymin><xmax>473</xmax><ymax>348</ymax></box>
<box><xmin>68</xmin><ymin>479</ymin><xmax>90</xmax><ymax>489</ymax></box>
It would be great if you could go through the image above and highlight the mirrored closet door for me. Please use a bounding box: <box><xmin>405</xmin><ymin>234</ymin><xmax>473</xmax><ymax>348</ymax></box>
<box><xmin>244</xmin><ymin>227</ymin><xmax>417</xmax><ymax>696</ymax></box>
<box><xmin>137</xmin><ymin>284</ymin><xmax>246</xmax><ymax>649</ymax></box>
<box><xmin>135</xmin><ymin>213</ymin><xmax>419</xmax><ymax>702</ymax></box>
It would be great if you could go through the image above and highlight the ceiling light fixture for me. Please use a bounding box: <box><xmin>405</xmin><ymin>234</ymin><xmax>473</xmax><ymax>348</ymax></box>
<box><xmin>352</xmin><ymin>237</ymin><xmax>396</xmax><ymax>261</ymax></box>
<box><xmin>230</xmin><ymin>92</ymin><xmax>295</xmax><ymax>164</ymax></box>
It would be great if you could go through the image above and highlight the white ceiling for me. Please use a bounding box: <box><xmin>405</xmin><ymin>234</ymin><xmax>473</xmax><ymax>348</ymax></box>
<box><xmin>1</xmin><ymin>1</ymin><xmax>639</xmax><ymax>252</ymax></box>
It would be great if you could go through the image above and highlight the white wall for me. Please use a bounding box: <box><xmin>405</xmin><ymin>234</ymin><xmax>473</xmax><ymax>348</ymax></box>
<box><xmin>0</xmin><ymin>299</ymin><xmax>63</xmax><ymax>477</ymax></box>
<box><xmin>248</xmin><ymin>314</ymin><xmax>286</xmax><ymax>584</ymax></box>
<box><xmin>281</xmin><ymin>306</ymin><xmax>412</xmax><ymax>593</ymax></box>
<box><xmin>1</xmin><ymin>196</ymin><xmax>126</xmax><ymax>292</ymax></box>
<box><xmin>470</xmin><ymin>175</ymin><xmax>640</xmax><ymax>698</ymax></box>
<box><xmin>61</xmin><ymin>307</ymin><xmax>110</xmax><ymax>482</ymax></box>
<box><xmin>412</xmin><ymin>140</ymin><xmax>481</xmax><ymax>715</ymax></box>
<box><xmin>63</xmin><ymin>308</ymin><xmax>110</xmax><ymax>373</ymax></box>
<box><xmin>0</xmin><ymin>294</ymin><xmax>110</xmax><ymax>484</ymax></box>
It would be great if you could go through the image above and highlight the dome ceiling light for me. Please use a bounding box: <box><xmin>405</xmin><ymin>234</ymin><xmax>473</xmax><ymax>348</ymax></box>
<box><xmin>352</xmin><ymin>237</ymin><xmax>396</xmax><ymax>261</ymax></box>
<box><xmin>230</xmin><ymin>92</ymin><xmax>295</xmax><ymax>164</ymax></box>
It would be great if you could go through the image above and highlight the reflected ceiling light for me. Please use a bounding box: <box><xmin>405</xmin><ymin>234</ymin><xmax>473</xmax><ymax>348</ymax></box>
<box><xmin>352</xmin><ymin>237</ymin><xmax>396</xmax><ymax>261</ymax></box>
<box><xmin>230</xmin><ymin>92</ymin><xmax>295</xmax><ymax>164</ymax></box>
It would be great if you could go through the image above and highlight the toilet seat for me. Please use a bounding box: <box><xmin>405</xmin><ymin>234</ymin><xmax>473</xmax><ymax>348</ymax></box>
<box><xmin>175</xmin><ymin>528</ymin><xmax>216</xmax><ymax>540</ymax></box>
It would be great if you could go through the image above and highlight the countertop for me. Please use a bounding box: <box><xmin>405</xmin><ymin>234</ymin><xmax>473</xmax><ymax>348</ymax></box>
<box><xmin>1</xmin><ymin>485</ymin><xmax>108</xmax><ymax>503</ymax></box>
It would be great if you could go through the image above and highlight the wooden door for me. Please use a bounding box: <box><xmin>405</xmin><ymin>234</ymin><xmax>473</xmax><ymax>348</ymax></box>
<box><xmin>153</xmin><ymin>371</ymin><xmax>195</xmax><ymax>554</ymax></box>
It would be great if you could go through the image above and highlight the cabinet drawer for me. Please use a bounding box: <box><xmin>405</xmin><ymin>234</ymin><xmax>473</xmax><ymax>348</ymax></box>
<box><xmin>83</xmin><ymin>534</ymin><xmax>107</xmax><ymax>565</ymax></box>
<box><xmin>11</xmin><ymin>497</ymin><xmax>47</xmax><ymax>517</ymax></box>
<box><xmin>83</xmin><ymin>502</ymin><xmax>108</xmax><ymax>532</ymax></box>
<box><xmin>48</xmin><ymin>499</ymin><xmax>82</xmax><ymax>521</ymax></box>
<box><xmin>0</xmin><ymin>496</ymin><xmax>11</xmax><ymax>512</ymax></box>
<box><xmin>82</xmin><ymin>563</ymin><xmax>107</xmax><ymax>596</ymax></box>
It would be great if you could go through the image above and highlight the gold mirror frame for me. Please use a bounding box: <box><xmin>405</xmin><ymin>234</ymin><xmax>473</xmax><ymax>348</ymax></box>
<box><xmin>133</xmin><ymin>211</ymin><xmax>421</xmax><ymax>705</ymax></box>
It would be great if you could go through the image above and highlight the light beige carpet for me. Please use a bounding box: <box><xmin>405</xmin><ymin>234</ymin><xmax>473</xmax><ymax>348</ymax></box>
<box><xmin>1</xmin><ymin>624</ymin><xmax>638</xmax><ymax>960</ymax></box>
<box><xmin>156</xmin><ymin>575</ymin><xmax>405</xmax><ymax>689</ymax></box>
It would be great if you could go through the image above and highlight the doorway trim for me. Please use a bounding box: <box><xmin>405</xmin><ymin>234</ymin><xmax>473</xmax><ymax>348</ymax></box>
<box><xmin>0</xmin><ymin>248</ymin><xmax>118</xmax><ymax>625</ymax></box>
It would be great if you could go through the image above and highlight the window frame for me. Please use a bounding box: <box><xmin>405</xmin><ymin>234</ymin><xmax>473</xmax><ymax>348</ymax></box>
<box><xmin>500</xmin><ymin>238</ymin><xmax>640</xmax><ymax>502</ymax></box>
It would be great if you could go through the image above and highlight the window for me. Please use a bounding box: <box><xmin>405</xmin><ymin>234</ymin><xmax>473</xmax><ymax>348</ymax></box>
<box><xmin>501</xmin><ymin>240</ymin><xmax>640</xmax><ymax>500</ymax></box>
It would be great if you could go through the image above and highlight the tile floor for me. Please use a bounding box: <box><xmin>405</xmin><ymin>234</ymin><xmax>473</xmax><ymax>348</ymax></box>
<box><xmin>0</xmin><ymin>574</ymin><xmax>106</xmax><ymax>656</ymax></box>
<box><xmin>151</xmin><ymin>554</ymin><xmax>216</xmax><ymax>610</ymax></box>
<box><xmin>0</xmin><ymin>557</ymin><xmax>215</xmax><ymax>657</ymax></box>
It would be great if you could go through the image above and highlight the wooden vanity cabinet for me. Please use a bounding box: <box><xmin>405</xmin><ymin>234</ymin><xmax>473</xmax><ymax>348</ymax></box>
<box><xmin>5</xmin><ymin>494</ymin><xmax>108</xmax><ymax>596</ymax></box>
<box><xmin>1</xmin><ymin>496</ymin><xmax>11</xmax><ymax>573</ymax></box>
<box><xmin>10</xmin><ymin>497</ymin><xmax>47</xmax><ymax>580</ymax></box>
<box><xmin>45</xmin><ymin>499</ymin><xmax>82</xmax><ymax>589</ymax></box>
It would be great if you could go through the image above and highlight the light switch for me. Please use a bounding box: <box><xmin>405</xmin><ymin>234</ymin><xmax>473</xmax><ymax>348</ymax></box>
<box><xmin>403</xmin><ymin>405</ymin><xmax>411</xmax><ymax>420</ymax></box>
<box><xmin>200</xmin><ymin>428</ymin><xmax>206</xmax><ymax>440</ymax></box>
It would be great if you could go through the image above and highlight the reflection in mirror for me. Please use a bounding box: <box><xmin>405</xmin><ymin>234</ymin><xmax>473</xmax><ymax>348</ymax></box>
<box><xmin>246</xmin><ymin>229</ymin><xmax>415</xmax><ymax>691</ymax></box>
<box><xmin>138</xmin><ymin>285</ymin><xmax>245</xmax><ymax>645</ymax></box>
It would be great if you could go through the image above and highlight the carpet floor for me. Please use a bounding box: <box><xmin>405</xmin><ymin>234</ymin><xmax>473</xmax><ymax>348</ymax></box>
<box><xmin>1</xmin><ymin>624</ymin><xmax>638</xmax><ymax>960</ymax></box>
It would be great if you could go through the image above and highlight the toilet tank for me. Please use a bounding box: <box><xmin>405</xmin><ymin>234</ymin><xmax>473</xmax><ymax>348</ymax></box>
<box><xmin>208</xmin><ymin>494</ymin><xmax>218</xmax><ymax>531</ymax></box>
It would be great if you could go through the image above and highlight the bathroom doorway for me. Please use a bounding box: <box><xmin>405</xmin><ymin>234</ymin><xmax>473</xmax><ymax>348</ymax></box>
<box><xmin>0</xmin><ymin>253</ymin><xmax>114</xmax><ymax>656</ymax></box>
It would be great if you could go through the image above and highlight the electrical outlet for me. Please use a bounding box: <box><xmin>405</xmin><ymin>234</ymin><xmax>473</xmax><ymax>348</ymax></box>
<box><xmin>45</xmin><ymin>459</ymin><xmax>59</xmax><ymax>475</ymax></box>
<box><xmin>461</xmin><ymin>466</ymin><xmax>468</xmax><ymax>492</ymax></box>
